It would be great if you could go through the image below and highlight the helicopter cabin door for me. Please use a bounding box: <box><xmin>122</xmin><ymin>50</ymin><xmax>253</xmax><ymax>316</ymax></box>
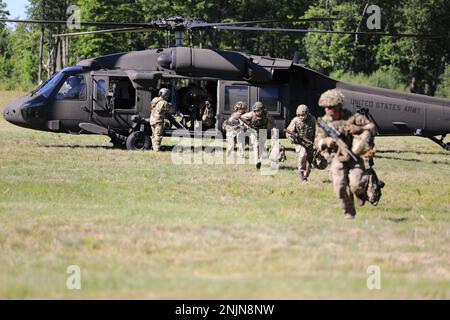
<box><xmin>218</xmin><ymin>81</ymin><xmax>288</xmax><ymax>134</ymax></box>
<box><xmin>92</xmin><ymin>74</ymin><xmax>137</xmax><ymax>131</ymax></box>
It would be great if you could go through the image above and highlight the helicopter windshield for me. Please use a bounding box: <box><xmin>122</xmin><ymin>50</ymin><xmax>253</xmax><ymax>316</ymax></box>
<box><xmin>37</xmin><ymin>72</ymin><xmax>66</xmax><ymax>98</ymax></box>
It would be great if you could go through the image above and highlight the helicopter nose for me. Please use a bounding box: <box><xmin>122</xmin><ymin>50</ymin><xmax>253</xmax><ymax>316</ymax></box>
<box><xmin>3</xmin><ymin>104</ymin><xmax>27</xmax><ymax>127</ymax></box>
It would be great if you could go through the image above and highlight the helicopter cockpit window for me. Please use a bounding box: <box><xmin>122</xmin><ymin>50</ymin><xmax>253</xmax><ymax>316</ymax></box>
<box><xmin>224</xmin><ymin>85</ymin><xmax>248</xmax><ymax>112</ymax></box>
<box><xmin>56</xmin><ymin>75</ymin><xmax>86</xmax><ymax>100</ymax></box>
<box><xmin>259</xmin><ymin>87</ymin><xmax>279</xmax><ymax>113</ymax></box>
<box><xmin>37</xmin><ymin>72</ymin><xmax>65</xmax><ymax>98</ymax></box>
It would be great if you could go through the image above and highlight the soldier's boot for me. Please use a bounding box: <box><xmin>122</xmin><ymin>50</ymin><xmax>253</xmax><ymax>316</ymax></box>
<box><xmin>343</xmin><ymin>202</ymin><xmax>356</xmax><ymax>220</ymax></box>
<box><xmin>256</xmin><ymin>162</ymin><xmax>262</xmax><ymax>170</ymax></box>
<box><xmin>298</xmin><ymin>170</ymin><xmax>307</xmax><ymax>182</ymax></box>
<box><xmin>344</xmin><ymin>213</ymin><xmax>355</xmax><ymax>220</ymax></box>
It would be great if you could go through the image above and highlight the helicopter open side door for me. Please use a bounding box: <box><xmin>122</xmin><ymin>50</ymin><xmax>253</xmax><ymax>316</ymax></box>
<box><xmin>218</xmin><ymin>81</ymin><xmax>289</xmax><ymax>134</ymax></box>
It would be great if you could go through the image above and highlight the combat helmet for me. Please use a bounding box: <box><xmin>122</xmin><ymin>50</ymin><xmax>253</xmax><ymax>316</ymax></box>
<box><xmin>252</xmin><ymin>101</ymin><xmax>264</xmax><ymax>111</ymax></box>
<box><xmin>318</xmin><ymin>89</ymin><xmax>345</xmax><ymax>108</ymax></box>
<box><xmin>234</xmin><ymin>101</ymin><xmax>247</xmax><ymax>112</ymax></box>
<box><xmin>296</xmin><ymin>104</ymin><xmax>309</xmax><ymax>115</ymax></box>
<box><xmin>158</xmin><ymin>88</ymin><xmax>170</xmax><ymax>99</ymax></box>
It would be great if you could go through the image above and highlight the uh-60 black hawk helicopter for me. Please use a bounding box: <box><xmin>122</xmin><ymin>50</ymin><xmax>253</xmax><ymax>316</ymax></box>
<box><xmin>2</xmin><ymin>16</ymin><xmax>450</xmax><ymax>151</ymax></box>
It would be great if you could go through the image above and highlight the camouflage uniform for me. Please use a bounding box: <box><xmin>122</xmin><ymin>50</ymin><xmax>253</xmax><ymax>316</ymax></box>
<box><xmin>315</xmin><ymin>89</ymin><xmax>376</xmax><ymax>219</ymax></box>
<box><xmin>201</xmin><ymin>101</ymin><xmax>215</xmax><ymax>129</ymax></box>
<box><xmin>150</xmin><ymin>93</ymin><xmax>172</xmax><ymax>152</ymax></box>
<box><xmin>223</xmin><ymin>101</ymin><xmax>247</xmax><ymax>157</ymax></box>
<box><xmin>286</xmin><ymin>105</ymin><xmax>316</xmax><ymax>181</ymax></box>
<box><xmin>240</xmin><ymin>102</ymin><xmax>272</xmax><ymax>169</ymax></box>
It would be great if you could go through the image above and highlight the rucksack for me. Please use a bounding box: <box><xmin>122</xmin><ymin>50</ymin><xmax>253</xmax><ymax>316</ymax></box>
<box><xmin>365</xmin><ymin>166</ymin><xmax>385</xmax><ymax>206</ymax></box>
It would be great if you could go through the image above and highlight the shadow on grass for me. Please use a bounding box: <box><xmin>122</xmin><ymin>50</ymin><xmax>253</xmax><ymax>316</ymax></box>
<box><xmin>39</xmin><ymin>144</ymin><xmax>114</xmax><ymax>150</ymax></box>
<box><xmin>383</xmin><ymin>217</ymin><xmax>409</xmax><ymax>223</ymax></box>
<box><xmin>377</xmin><ymin>149</ymin><xmax>449</xmax><ymax>156</ymax></box>
<box><xmin>375</xmin><ymin>155</ymin><xmax>450</xmax><ymax>166</ymax></box>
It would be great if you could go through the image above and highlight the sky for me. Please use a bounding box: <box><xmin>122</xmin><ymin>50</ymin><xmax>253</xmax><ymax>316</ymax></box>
<box><xmin>4</xmin><ymin>0</ymin><xmax>29</xmax><ymax>19</ymax></box>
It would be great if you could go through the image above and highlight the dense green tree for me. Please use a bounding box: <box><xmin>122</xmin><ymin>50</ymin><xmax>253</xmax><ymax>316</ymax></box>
<box><xmin>0</xmin><ymin>0</ymin><xmax>448</xmax><ymax>96</ymax></box>
<box><xmin>376</xmin><ymin>0</ymin><xmax>450</xmax><ymax>95</ymax></box>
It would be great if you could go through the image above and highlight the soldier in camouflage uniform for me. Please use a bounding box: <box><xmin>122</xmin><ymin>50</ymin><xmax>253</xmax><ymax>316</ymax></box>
<box><xmin>150</xmin><ymin>88</ymin><xmax>172</xmax><ymax>152</ymax></box>
<box><xmin>223</xmin><ymin>101</ymin><xmax>247</xmax><ymax>157</ymax></box>
<box><xmin>315</xmin><ymin>89</ymin><xmax>376</xmax><ymax>219</ymax></box>
<box><xmin>240</xmin><ymin>102</ymin><xmax>272</xmax><ymax>170</ymax></box>
<box><xmin>286</xmin><ymin>104</ymin><xmax>316</xmax><ymax>182</ymax></box>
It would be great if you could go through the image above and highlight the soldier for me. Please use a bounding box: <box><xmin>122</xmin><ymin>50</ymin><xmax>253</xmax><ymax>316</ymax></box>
<box><xmin>240</xmin><ymin>102</ymin><xmax>272</xmax><ymax>170</ymax></box>
<box><xmin>150</xmin><ymin>88</ymin><xmax>172</xmax><ymax>152</ymax></box>
<box><xmin>286</xmin><ymin>104</ymin><xmax>316</xmax><ymax>182</ymax></box>
<box><xmin>223</xmin><ymin>101</ymin><xmax>247</xmax><ymax>157</ymax></box>
<box><xmin>200</xmin><ymin>100</ymin><xmax>216</xmax><ymax>130</ymax></box>
<box><xmin>315</xmin><ymin>89</ymin><xmax>376</xmax><ymax>219</ymax></box>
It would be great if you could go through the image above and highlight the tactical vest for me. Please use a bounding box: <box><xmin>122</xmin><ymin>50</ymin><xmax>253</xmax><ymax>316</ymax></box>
<box><xmin>294</xmin><ymin>115</ymin><xmax>316</xmax><ymax>142</ymax></box>
<box><xmin>249</xmin><ymin>111</ymin><xmax>269</xmax><ymax>129</ymax></box>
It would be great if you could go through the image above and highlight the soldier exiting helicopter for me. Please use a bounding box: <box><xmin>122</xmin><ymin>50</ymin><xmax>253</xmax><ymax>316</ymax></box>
<box><xmin>179</xmin><ymin>82</ymin><xmax>210</xmax><ymax>130</ymax></box>
<box><xmin>315</xmin><ymin>89</ymin><xmax>377</xmax><ymax>219</ymax></box>
<box><xmin>240</xmin><ymin>102</ymin><xmax>273</xmax><ymax>170</ymax></box>
<box><xmin>286</xmin><ymin>104</ymin><xmax>316</xmax><ymax>182</ymax></box>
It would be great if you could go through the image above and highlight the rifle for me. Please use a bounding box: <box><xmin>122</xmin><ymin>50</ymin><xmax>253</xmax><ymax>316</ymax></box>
<box><xmin>285</xmin><ymin>129</ymin><xmax>313</xmax><ymax>148</ymax></box>
<box><xmin>317</xmin><ymin>118</ymin><xmax>358</xmax><ymax>162</ymax></box>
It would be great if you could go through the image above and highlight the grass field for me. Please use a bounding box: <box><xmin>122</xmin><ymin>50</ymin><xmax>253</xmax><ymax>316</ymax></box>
<box><xmin>0</xmin><ymin>90</ymin><xmax>449</xmax><ymax>299</ymax></box>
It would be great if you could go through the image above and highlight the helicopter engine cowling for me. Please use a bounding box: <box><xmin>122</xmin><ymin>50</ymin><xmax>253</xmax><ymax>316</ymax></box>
<box><xmin>157</xmin><ymin>47</ymin><xmax>272</xmax><ymax>84</ymax></box>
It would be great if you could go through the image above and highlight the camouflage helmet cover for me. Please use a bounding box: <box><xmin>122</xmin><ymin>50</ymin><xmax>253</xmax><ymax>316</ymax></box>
<box><xmin>318</xmin><ymin>89</ymin><xmax>345</xmax><ymax>108</ymax></box>
<box><xmin>252</xmin><ymin>101</ymin><xmax>264</xmax><ymax>111</ymax></box>
<box><xmin>296</xmin><ymin>104</ymin><xmax>309</xmax><ymax>115</ymax></box>
<box><xmin>234</xmin><ymin>101</ymin><xmax>247</xmax><ymax>111</ymax></box>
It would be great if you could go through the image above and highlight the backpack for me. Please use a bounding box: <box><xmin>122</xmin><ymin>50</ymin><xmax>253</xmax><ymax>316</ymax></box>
<box><xmin>365</xmin><ymin>166</ymin><xmax>385</xmax><ymax>206</ymax></box>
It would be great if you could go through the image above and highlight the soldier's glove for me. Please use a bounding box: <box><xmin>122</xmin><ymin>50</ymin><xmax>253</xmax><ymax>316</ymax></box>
<box><xmin>344</xmin><ymin>124</ymin><xmax>364</xmax><ymax>135</ymax></box>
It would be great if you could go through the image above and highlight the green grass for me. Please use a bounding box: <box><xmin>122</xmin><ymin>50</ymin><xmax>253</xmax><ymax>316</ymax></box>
<box><xmin>0</xmin><ymin>91</ymin><xmax>449</xmax><ymax>299</ymax></box>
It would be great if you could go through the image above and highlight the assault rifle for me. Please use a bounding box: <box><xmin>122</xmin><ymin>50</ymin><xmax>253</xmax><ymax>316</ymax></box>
<box><xmin>285</xmin><ymin>129</ymin><xmax>314</xmax><ymax>148</ymax></box>
<box><xmin>317</xmin><ymin>118</ymin><xmax>358</xmax><ymax>162</ymax></box>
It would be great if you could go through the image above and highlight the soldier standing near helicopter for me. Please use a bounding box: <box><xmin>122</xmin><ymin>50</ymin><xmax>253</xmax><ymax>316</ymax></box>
<box><xmin>240</xmin><ymin>102</ymin><xmax>273</xmax><ymax>170</ymax></box>
<box><xmin>286</xmin><ymin>104</ymin><xmax>316</xmax><ymax>182</ymax></box>
<box><xmin>150</xmin><ymin>88</ymin><xmax>172</xmax><ymax>152</ymax></box>
<box><xmin>315</xmin><ymin>89</ymin><xmax>376</xmax><ymax>219</ymax></box>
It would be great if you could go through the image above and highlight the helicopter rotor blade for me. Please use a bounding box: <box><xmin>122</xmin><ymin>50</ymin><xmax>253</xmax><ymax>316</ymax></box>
<box><xmin>54</xmin><ymin>27</ymin><xmax>156</xmax><ymax>38</ymax></box>
<box><xmin>213</xmin><ymin>25</ymin><xmax>447</xmax><ymax>39</ymax></box>
<box><xmin>0</xmin><ymin>18</ymin><xmax>151</xmax><ymax>28</ymax></box>
<box><xmin>190</xmin><ymin>17</ymin><xmax>339</xmax><ymax>29</ymax></box>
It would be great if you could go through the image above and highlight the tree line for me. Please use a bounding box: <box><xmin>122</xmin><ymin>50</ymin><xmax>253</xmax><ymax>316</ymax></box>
<box><xmin>0</xmin><ymin>0</ymin><xmax>449</xmax><ymax>97</ymax></box>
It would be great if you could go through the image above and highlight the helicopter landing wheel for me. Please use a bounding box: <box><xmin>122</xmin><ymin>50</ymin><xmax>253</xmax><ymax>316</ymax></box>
<box><xmin>126</xmin><ymin>131</ymin><xmax>151</xmax><ymax>151</ymax></box>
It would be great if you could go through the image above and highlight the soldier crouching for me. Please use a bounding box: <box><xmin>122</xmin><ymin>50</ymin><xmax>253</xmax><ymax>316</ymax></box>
<box><xmin>286</xmin><ymin>104</ymin><xmax>316</xmax><ymax>182</ymax></box>
<box><xmin>223</xmin><ymin>101</ymin><xmax>247</xmax><ymax>158</ymax></box>
<box><xmin>315</xmin><ymin>89</ymin><xmax>376</xmax><ymax>219</ymax></box>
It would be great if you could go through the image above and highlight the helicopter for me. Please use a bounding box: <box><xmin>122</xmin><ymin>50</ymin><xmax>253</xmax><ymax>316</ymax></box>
<box><xmin>1</xmin><ymin>16</ymin><xmax>449</xmax><ymax>151</ymax></box>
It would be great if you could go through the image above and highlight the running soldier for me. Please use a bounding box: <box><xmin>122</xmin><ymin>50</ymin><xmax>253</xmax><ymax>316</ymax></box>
<box><xmin>315</xmin><ymin>89</ymin><xmax>376</xmax><ymax>219</ymax></box>
<box><xmin>286</xmin><ymin>104</ymin><xmax>316</xmax><ymax>182</ymax></box>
